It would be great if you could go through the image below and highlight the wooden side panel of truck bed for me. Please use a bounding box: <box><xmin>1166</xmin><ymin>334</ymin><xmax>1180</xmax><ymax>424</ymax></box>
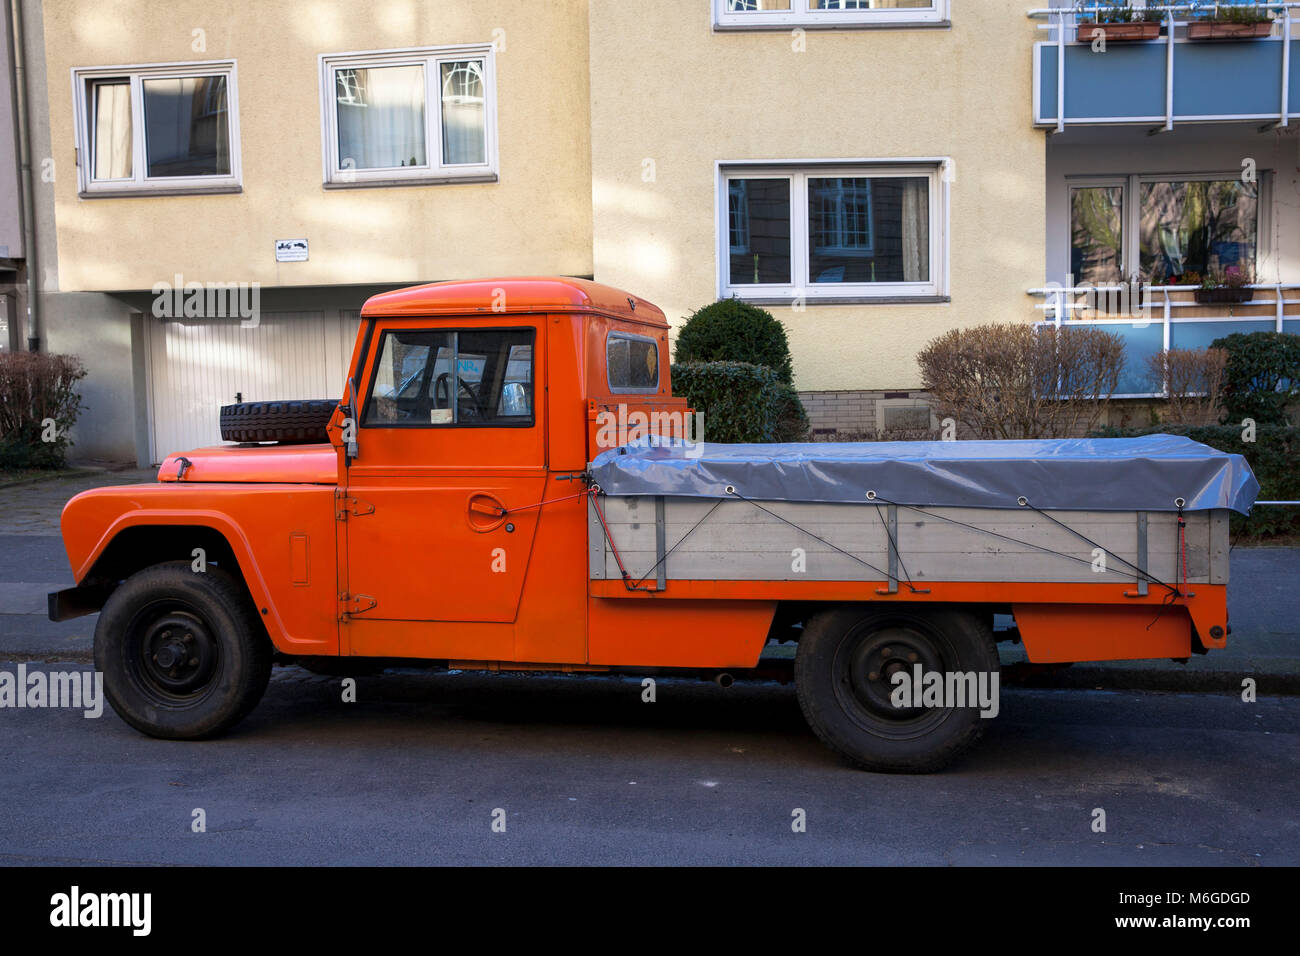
<box><xmin>588</xmin><ymin>495</ymin><xmax>1231</xmax><ymax>665</ymax></box>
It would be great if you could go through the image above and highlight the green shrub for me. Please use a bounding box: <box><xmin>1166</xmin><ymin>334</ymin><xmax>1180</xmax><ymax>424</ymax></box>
<box><xmin>1210</xmin><ymin>331</ymin><xmax>1300</xmax><ymax>426</ymax></box>
<box><xmin>674</xmin><ymin>299</ymin><xmax>794</xmax><ymax>384</ymax></box>
<box><xmin>0</xmin><ymin>352</ymin><xmax>86</xmax><ymax>469</ymax></box>
<box><xmin>671</xmin><ymin>361</ymin><xmax>808</xmax><ymax>444</ymax></box>
<box><xmin>769</xmin><ymin>380</ymin><xmax>810</xmax><ymax>443</ymax></box>
<box><xmin>1093</xmin><ymin>423</ymin><xmax>1300</xmax><ymax>540</ymax></box>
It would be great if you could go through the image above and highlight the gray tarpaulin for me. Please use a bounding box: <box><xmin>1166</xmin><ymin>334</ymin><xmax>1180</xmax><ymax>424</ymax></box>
<box><xmin>590</xmin><ymin>435</ymin><xmax>1259</xmax><ymax>514</ymax></box>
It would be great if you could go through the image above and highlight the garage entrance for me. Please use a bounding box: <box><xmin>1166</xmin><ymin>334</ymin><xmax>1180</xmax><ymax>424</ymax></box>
<box><xmin>144</xmin><ymin>310</ymin><xmax>361</xmax><ymax>462</ymax></box>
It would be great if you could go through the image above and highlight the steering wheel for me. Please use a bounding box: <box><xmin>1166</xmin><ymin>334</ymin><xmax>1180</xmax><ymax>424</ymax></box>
<box><xmin>433</xmin><ymin>373</ymin><xmax>486</xmax><ymax>420</ymax></box>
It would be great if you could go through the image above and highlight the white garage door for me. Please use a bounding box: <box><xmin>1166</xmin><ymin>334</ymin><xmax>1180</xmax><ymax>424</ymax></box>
<box><xmin>146</xmin><ymin>310</ymin><xmax>362</xmax><ymax>462</ymax></box>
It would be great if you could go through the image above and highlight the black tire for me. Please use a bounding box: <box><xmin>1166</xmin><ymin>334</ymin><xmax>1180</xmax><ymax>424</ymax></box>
<box><xmin>94</xmin><ymin>561</ymin><xmax>272</xmax><ymax>739</ymax></box>
<box><xmin>219</xmin><ymin>399</ymin><xmax>335</xmax><ymax>444</ymax></box>
<box><xmin>794</xmin><ymin>605</ymin><xmax>999</xmax><ymax>773</ymax></box>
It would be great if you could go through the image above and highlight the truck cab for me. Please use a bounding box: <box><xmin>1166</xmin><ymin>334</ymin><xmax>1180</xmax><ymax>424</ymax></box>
<box><xmin>331</xmin><ymin>277</ymin><xmax>689</xmax><ymax>664</ymax></box>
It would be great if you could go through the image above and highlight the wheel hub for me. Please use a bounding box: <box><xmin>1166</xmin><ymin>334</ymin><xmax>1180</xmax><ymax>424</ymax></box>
<box><xmin>847</xmin><ymin>626</ymin><xmax>944</xmax><ymax>719</ymax></box>
<box><xmin>140</xmin><ymin>612</ymin><xmax>217</xmax><ymax>696</ymax></box>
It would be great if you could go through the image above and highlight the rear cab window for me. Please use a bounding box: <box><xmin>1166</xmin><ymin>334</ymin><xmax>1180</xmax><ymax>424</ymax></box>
<box><xmin>606</xmin><ymin>332</ymin><xmax>659</xmax><ymax>394</ymax></box>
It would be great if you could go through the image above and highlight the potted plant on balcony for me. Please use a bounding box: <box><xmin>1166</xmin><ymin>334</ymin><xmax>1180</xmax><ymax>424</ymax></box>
<box><xmin>1195</xmin><ymin>266</ymin><xmax>1255</xmax><ymax>304</ymax></box>
<box><xmin>1187</xmin><ymin>2</ymin><xmax>1276</xmax><ymax>40</ymax></box>
<box><xmin>1075</xmin><ymin>1</ymin><xmax>1164</xmax><ymax>43</ymax></box>
<box><xmin>1167</xmin><ymin>270</ymin><xmax>1204</xmax><ymax>288</ymax></box>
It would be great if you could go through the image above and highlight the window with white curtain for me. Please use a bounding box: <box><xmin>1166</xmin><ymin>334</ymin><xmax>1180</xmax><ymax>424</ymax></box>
<box><xmin>73</xmin><ymin>62</ymin><xmax>241</xmax><ymax>195</ymax></box>
<box><xmin>719</xmin><ymin>163</ymin><xmax>946</xmax><ymax>301</ymax></box>
<box><xmin>714</xmin><ymin>0</ymin><xmax>948</xmax><ymax>29</ymax></box>
<box><xmin>320</xmin><ymin>45</ymin><xmax>497</xmax><ymax>186</ymax></box>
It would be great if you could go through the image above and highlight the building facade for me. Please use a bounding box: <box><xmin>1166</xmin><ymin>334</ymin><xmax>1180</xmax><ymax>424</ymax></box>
<box><xmin>6</xmin><ymin>0</ymin><xmax>1299</xmax><ymax>463</ymax></box>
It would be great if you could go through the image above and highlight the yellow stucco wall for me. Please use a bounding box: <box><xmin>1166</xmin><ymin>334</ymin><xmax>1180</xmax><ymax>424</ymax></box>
<box><xmin>45</xmin><ymin>0</ymin><xmax>1047</xmax><ymax>394</ymax></box>
<box><xmin>588</xmin><ymin>0</ymin><xmax>1046</xmax><ymax>393</ymax></box>
<box><xmin>44</xmin><ymin>0</ymin><xmax>594</xmax><ymax>291</ymax></box>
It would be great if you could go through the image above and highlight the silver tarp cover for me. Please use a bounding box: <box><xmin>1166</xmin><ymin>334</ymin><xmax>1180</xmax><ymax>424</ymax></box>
<box><xmin>590</xmin><ymin>435</ymin><xmax>1260</xmax><ymax>514</ymax></box>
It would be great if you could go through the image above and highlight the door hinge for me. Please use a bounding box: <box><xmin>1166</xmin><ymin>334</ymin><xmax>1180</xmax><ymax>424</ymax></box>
<box><xmin>339</xmin><ymin>592</ymin><xmax>377</xmax><ymax>619</ymax></box>
<box><xmin>334</xmin><ymin>491</ymin><xmax>374</xmax><ymax>520</ymax></box>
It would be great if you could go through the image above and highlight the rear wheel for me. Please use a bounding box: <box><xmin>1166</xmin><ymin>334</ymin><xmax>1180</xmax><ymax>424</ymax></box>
<box><xmin>794</xmin><ymin>605</ymin><xmax>999</xmax><ymax>773</ymax></box>
<box><xmin>94</xmin><ymin>561</ymin><xmax>272</xmax><ymax>739</ymax></box>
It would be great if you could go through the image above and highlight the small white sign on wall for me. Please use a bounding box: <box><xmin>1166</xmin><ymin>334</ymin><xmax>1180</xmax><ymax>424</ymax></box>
<box><xmin>275</xmin><ymin>238</ymin><xmax>309</xmax><ymax>262</ymax></box>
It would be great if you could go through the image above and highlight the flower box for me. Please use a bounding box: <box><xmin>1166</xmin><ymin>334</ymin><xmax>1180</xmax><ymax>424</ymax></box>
<box><xmin>1187</xmin><ymin>21</ymin><xmax>1274</xmax><ymax>40</ymax></box>
<box><xmin>1078</xmin><ymin>20</ymin><xmax>1163</xmax><ymax>42</ymax></box>
<box><xmin>1194</xmin><ymin>287</ymin><xmax>1253</xmax><ymax>304</ymax></box>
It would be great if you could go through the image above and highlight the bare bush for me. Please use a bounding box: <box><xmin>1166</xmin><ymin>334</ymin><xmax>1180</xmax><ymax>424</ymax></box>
<box><xmin>0</xmin><ymin>352</ymin><xmax>87</xmax><ymax>468</ymax></box>
<box><xmin>917</xmin><ymin>323</ymin><xmax>1125</xmax><ymax>439</ymax></box>
<box><xmin>1147</xmin><ymin>347</ymin><xmax>1227</xmax><ymax>426</ymax></box>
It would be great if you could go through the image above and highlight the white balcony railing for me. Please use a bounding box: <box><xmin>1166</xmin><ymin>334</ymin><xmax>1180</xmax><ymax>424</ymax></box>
<box><xmin>1027</xmin><ymin>282</ymin><xmax>1300</xmax><ymax>397</ymax></box>
<box><xmin>1028</xmin><ymin>3</ymin><xmax>1298</xmax><ymax>131</ymax></box>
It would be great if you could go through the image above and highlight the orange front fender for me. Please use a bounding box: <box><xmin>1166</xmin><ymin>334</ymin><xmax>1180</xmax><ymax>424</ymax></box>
<box><xmin>61</xmin><ymin>483</ymin><xmax>338</xmax><ymax>654</ymax></box>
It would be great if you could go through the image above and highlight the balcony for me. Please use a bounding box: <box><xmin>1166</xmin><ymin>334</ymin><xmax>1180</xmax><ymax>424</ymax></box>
<box><xmin>1030</xmin><ymin>3</ymin><xmax>1299</xmax><ymax>131</ymax></box>
<box><xmin>1028</xmin><ymin>282</ymin><xmax>1300</xmax><ymax>395</ymax></box>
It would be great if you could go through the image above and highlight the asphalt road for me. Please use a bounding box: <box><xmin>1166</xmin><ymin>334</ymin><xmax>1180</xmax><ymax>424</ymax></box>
<box><xmin>3</xmin><ymin>509</ymin><xmax>1297</xmax><ymax>866</ymax></box>
<box><xmin>1</xmin><ymin>664</ymin><xmax>1296</xmax><ymax>866</ymax></box>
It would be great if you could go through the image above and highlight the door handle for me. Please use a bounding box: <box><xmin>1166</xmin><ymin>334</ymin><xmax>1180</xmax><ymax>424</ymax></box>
<box><xmin>466</xmin><ymin>493</ymin><xmax>508</xmax><ymax>533</ymax></box>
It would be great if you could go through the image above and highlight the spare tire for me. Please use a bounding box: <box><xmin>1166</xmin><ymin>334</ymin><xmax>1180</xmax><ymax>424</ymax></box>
<box><xmin>219</xmin><ymin>399</ymin><xmax>336</xmax><ymax>444</ymax></box>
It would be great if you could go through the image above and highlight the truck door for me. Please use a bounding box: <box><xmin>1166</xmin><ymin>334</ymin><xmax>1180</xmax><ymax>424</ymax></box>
<box><xmin>341</xmin><ymin>320</ymin><xmax>547</xmax><ymax>659</ymax></box>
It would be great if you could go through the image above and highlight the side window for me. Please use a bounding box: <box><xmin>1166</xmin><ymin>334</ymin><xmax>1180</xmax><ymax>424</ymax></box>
<box><xmin>73</xmin><ymin>62</ymin><xmax>242</xmax><ymax>196</ymax></box>
<box><xmin>363</xmin><ymin>327</ymin><xmax>534</xmax><ymax>427</ymax></box>
<box><xmin>607</xmin><ymin>333</ymin><xmax>659</xmax><ymax>393</ymax></box>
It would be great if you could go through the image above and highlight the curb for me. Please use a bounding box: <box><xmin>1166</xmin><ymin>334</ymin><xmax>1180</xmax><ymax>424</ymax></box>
<box><xmin>0</xmin><ymin>467</ymin><xmax>104</xmax><ymax>491</ymax></box>
<box><xmin>4</xmin><ymin>654</ymin><xmax>1298</xmax><ymax>694</ymax></box>
<box><xmin>1004</xmin><ymin>664</ymin><xmax>1300</xmax><ymax>696</ymax></box>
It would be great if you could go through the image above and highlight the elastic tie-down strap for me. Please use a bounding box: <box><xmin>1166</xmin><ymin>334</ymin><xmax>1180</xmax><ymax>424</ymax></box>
<box><xmin>590</xmin><ymin>491</ymin><xmax>724</xmax><ymax>592</ymax></box>
<box><xmin>725</xmin><ymin>487</ymin><xmax>926</xmax><ymax>594</ymax></box>
<box><xmin>1016</xmin><ymin>497</ymin><xmax>1181</xmax><ymax>600</ymax></box>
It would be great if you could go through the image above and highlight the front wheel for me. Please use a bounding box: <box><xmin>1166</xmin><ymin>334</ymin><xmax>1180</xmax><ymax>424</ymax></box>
<box><xmin>794</xmin><ymin>606</ymin><xmax>999</xmax><ymax>773</ymax></box>
<box><xmin>94</xmin><ymin>561</ymin><xmax>272</xmax><ymax>739</ymax></box>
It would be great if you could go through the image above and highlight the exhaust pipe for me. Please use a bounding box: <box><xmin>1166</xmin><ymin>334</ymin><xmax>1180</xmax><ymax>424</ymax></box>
<box><xmin>714</xmin><ymin>672</ymin><xmax>734</xmax><ymax>689</ymax></box>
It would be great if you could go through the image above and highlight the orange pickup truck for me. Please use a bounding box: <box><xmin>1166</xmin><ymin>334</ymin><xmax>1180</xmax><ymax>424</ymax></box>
<box><xmin>50</xmin><ymin>277</ymin><xmax>1258</xmax><ymax>772</ymax></box>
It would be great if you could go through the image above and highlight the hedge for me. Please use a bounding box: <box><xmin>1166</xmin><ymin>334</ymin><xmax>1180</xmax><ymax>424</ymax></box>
<box><xmin>671</xmin><ymin>361</ymin><xmax>809</xmax><ymax>444</ymax></box>
<box><xmin>1210</xmin><ymin>331</ymin><xmax>1300</xmax><ymax>426</ymax></box>
<box><xmin>1095</xmin><ymin>424</ymin><xmax>1300</xmax><ymax>539</ymax></box>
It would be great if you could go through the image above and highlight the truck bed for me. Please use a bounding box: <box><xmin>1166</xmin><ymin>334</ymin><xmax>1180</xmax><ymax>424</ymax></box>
<box><xmin>587</xmin><ymin>434</ymin><xmax>1253</xmax><ymax>591</ymax></box>
<box><xmin>589</xmin><ymin>496</ymin><xmax>1228</xmax><ymax>589</ymax></box>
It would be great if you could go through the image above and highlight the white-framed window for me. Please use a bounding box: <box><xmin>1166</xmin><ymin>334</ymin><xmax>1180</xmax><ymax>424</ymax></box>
<box><xmin>319</xmin><ymin>44</ymin><xmax>498</xmax><ymax>187</ymax></box>
<box><xmin>1066</xmin><ymin>172</ymin><xmax>1267</xmax><ymax>286</ymax></box>
<box><xmin>717</xmin><ymin>162</ymin><xmax>948</xmax><ymax>302</ymax></box>
<box><xmin>714</xmin><ymin>0</ymin><xmax>949</xmax><ymax>30</ymax></box>
<box><xmin>72</xmin><ymin>61</ymin><xmax>241</xmax><ymax>196</ymax></box>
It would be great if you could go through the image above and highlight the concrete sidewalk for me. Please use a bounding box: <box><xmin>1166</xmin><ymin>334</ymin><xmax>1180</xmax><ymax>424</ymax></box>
<box><xmin>1</xmin><ymin>468</ymin><xmax>1297</xmax><ymax>692</ymax></box>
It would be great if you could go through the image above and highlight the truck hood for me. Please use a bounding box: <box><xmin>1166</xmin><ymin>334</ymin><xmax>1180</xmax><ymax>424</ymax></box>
<box><xmin>158</xmin><ymin>444</ymin><xmax>338</xmax><ymax>484</ymax></box>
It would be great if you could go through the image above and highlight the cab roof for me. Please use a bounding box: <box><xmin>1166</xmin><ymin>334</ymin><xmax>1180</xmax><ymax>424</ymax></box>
<box><xmin>361</xmin><ymin>277</ymin><xmax>667</xmax><ymax>325</ymax></box>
